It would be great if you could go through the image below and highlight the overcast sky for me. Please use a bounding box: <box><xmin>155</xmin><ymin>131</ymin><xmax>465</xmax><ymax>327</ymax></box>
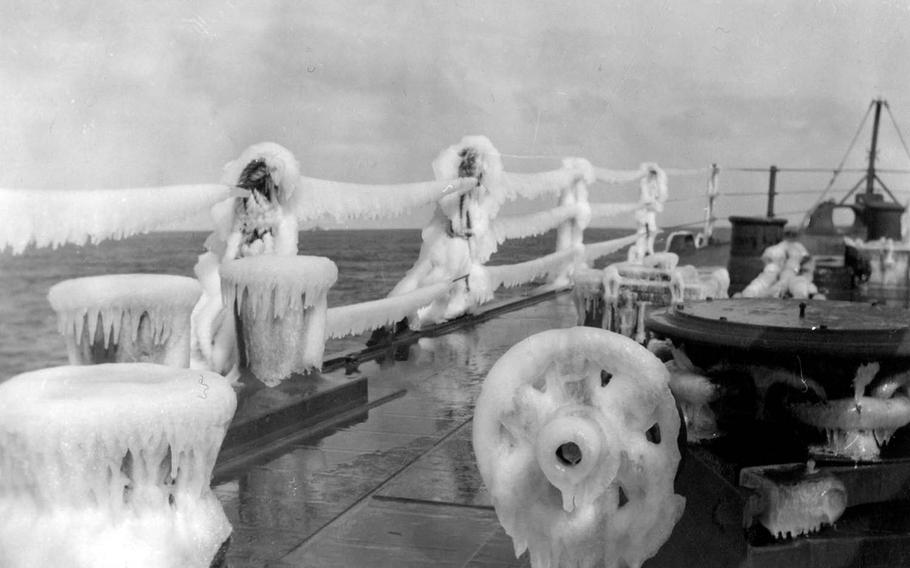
<box><xmin>3</xmin><ymin>0</ymin><xmax>910</xmax><ymax>229</ymax></box>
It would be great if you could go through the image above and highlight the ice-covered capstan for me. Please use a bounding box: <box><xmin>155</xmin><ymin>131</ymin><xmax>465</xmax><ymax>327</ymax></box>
<box><xmin>473</xmin><ymin>327</ymin><xmax>685</xmax><ymax>568</ymax></box>
<box><xmin>0</xmin><ymin>364</ymin><xmax>237</xmax><ymax>568</ymax></box>
<box><xmin>48</xmin><ymin>274</ymin><xmax>202</xmax><ymax>368</ymax></box>
<box><xmin>630</xmin><ymin>162</ymin><xmax>669</xmax><ymax>261</ymax></box>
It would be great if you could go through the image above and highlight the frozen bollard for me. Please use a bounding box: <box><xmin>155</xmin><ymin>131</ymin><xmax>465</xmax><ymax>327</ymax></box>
<box><xmin>48</xmin><ymin>274</ymin><xmax>202</xmax><ymax>368</ymax></box>
<box><xmin>220</xmin><ymin>255</ymin><xmax>338</xmax><ymax>386</ymax></box>
<box><xmin>0</xmin><ymin>363</ymin><xmax>237</xmax><ymax>568</ymax></box>
<box><xmin>473</xmin><ymin>327</ymin><xmax>685</xmax><ymax>568</ymax></box>
<box><xmin>572</xmin><ymin>267</ymin><xmax>606</xmax><ymax>327</ymax></box>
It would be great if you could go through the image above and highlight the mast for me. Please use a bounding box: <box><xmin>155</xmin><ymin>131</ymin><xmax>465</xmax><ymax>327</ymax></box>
<box><xmin>866</xmin><ymin>98</ymin><xmax>884</xmax><ymax>196</ymax></box>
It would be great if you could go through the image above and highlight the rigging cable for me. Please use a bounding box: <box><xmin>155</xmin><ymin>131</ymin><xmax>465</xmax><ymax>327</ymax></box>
<box><xmin>799</xmin><ymin>101</ymin><xmax>875</xmax><ymax>229</ymax></box>
<box><xmin>885</xmin><ymin>101</ymin><xmax>910</xmax><ymax>166</ymax></box>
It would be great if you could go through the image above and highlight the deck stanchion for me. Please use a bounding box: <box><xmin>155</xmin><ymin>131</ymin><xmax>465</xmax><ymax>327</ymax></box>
<box><xmin>767</xmin><ymin>165</ymin><xmax>778</xmax><ymax>218</ymax></box>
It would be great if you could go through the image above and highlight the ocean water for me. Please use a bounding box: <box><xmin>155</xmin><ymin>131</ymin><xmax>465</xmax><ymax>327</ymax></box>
<box><xmin>0</xmin><ymin>228</ymin><xmax>630</xmax><ymax>380</ymax></box>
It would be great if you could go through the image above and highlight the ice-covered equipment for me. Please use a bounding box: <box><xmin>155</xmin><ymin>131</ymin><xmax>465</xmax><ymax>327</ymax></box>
<box><xmin>220</xmin><ymin>255</ymin><xmax>338</xmax><ymax>386</ymax></box>
<box><xmin>473</xmin><ymin>327</ymin><xmax>685</xmax><ymax>568</ymax></box>
<box><xmin>48</xmin><ymin>274</ymin><xmax>202</xmax><ymax>368</ymax></box>
<box><xmin>0</xmin><ymin>184</ymin><xmax>232</xmax><ymax>255</ymax></box>
<box><xmin>0</xmin><ymin>363</ymin><xmax>236</xmax><ymax>568</ymax></box>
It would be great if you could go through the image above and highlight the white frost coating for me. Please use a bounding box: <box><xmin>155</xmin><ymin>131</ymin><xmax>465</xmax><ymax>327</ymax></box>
<box><xmin>220</xmin><ymin>256</ymin><xmax>338</xmax><ymax>319</ymax></box>
<box><xmin>289</xmin><ymin>177</ymin><xmax>478</xmax><ymax>222</ymax></box>
<box><xmin>500</xmin><ymin>169</ymin><xmax>583</xmax><ymax>201</ymax></box>
<box><xmin>0</xmin><ymin>364</ymin><xmax>236</xmax><ymax>568</ymax></box>
<box><xmin>583</xmin><ymin>234</ymin><xmax>641</xmax><ymax>263</ymax></box>
<box><xmin>48</xmin><ymin>274</ymin><xmax>202</xmax><ymax>368</ymax></box>
<box><xmin>493</xmin><ymin>204</ymin><xmax>581</xmax><ymax>244</ymax></box>
<box><xmin>473</xmin><ymin>327</ymin><xmax>684</xmax><ymax>568</ymax></box>
<box><xmin>593</xmin><ymin>166</ymin><xmax>649</xmax><ymax>184</ymax></box>
<box><xmin>324</xmin><ymin>282</ymin><xmax>450</xmax><ymax>339</ymax></box>
<box><xmin>221</xmin><ymin>142</ymin><xmax>301</xmax><ymax>204</ymax></box>
<box><xmin>0</xmin><ymin>184</ymin><xmax>231</xmax><ymax>254</ymax></box>
<box><xmin>485</xmin><ymin>248</ymin><xmax>580</xmax><ymax>291</ymax></box>
<box><xmin>220</xmin><ymin>256</ymin><xmax>337</xmax><ymax>385</ymax></box>
<box><xmin>588</xmin><ymin>202</ymin><xmax>641</xmax><ymax>221</ymax></box>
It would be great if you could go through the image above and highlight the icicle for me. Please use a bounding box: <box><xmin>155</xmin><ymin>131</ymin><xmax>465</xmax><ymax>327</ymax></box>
<box><xmin>583</xmin><ymin>234</ymin><xmax>641</xmax><ymax>264</ymax></box>
<box><xmin>48</xmin><ymin>275</ymin><xmax>201</xmax><ymax>368</ymax></box>
<box><xmin>288</xmin><ymin>176</ymin><xmax>477</xmax><ymax>222</ymax></box>
<box><xmin>499</xmin><ymin>169</ymin><xmax>580</xmax><ymax>201</ymax></box>
<box><xmin>324</xmin><ymin>282</ymin><xmax>450</xmax><ymax>339</ymax></box>
<box><xmin>220</xmin><ymin>256</ymin><xmax>338</xmax><ymax>385</ymax></box>
<box><xmin>0</xmin><ymin>184</ymin><xmax>232</xmax><ymax>254</ymax></box>
<box><xmin>486</xmin><ymin>248</ymin><xmax>578</xmax><ymax>290</ymax></box>
<box><xmin>492</xmin><ymin>204</ymin><xmax>580</xmax><ymax>244</ymax></box>
<box><xmin>219</xmin><ymin>256</ymin><xmax>338</xmax><ymax>320</ymax></box>
<box><xmin>0</xmin><ymin>364</ymin><xmax>236</xmax><ymax>567</ymax></box>
<box><xmin>588</xmin><ymin>202</ymin><xmax>640</xmax><ymax>221</ymax></box>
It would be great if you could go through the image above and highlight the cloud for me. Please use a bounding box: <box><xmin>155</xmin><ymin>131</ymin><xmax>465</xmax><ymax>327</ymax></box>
<box><xmin>1</xmin><ymin>0</ymin><xmax>909</xmax><ymax>231</ymax></box>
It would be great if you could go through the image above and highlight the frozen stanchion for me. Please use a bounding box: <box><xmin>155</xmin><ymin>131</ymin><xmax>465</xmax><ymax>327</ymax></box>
<box><xmin>48</xmin><ymin>274</ymin><xmax>202</xmax><ymax>367</ymax></box>
<box><xmin>473</xmin><ymin>327</ymin><xmax>685</xmax><ymax>568</ymax></box>
<box><xmin>220</xmin><ymin>255</ymin><xmax>338</xmax><ymax>387</ymax></box>
<box><xmin>0</xmin><ymin>363</ymin><xmax>237</xmax><ymax>568</ymax></box>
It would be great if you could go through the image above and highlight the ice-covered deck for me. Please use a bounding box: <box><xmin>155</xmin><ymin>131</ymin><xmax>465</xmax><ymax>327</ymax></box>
<box><xmin>210</xmin><ymin>292</ymin><xmax>578</xmax><ymax>567</ymax></box>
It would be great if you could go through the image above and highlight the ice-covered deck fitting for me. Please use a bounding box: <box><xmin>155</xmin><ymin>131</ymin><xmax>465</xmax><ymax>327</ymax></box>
<box><xmin>0</xmin><ymin>363</ymin><xmax>236</xmax><ymax>568</ymax></box>
<box><xmin>48</xmin><ymin>274</ymin><xmax>202</xmax><ymax>367</ymax></box>
<box><xmin>220</xmin><ymin>255</ymin><xmax>338</xmax><ymax>386</ymax></box>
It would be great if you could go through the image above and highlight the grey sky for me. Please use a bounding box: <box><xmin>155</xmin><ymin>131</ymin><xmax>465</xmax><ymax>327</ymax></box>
<box><xmin>3</xmin><ymin>0</ymin><xmax>910</xmax><ymax>229</ymax></box>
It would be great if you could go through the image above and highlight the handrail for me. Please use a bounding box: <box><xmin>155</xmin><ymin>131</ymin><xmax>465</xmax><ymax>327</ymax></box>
<box><xmin>12</xmin><ymin>136</ymin><xmax>909</xmax><ymax>384</ymax></box>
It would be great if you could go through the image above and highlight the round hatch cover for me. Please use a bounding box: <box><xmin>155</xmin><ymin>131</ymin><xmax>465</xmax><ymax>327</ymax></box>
<box><xmin>646</xmin><ymin>298</ymin><xmax>910</xmax><ymax>358</ymax></box>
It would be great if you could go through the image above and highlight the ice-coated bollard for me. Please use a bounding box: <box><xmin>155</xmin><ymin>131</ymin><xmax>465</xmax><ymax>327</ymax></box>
<box><xmin>48</xmin><ymin>274</ymin><xmax>202</xmax><ymax>368</ymax></box>
<box><xmin>572</xmin><ymin>267</ymin><xmax>606</xmax><ymax>328</ymax></box>
<box><xmin>473</xmin><ymin>327</ymin><xmax>685</xmax><ymax>568</ymax></box>
<box><xmin>0</xmin><ymin>363</ymin><xmax>237</xmax><ymax>568</ymax></box>
<box><xmin>220</xmin><ymin>255</ymin><xmax>338</xmax><ymax>386</ymax></box>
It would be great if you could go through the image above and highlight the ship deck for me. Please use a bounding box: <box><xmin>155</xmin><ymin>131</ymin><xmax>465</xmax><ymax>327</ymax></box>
<box><xmin>208</xmin><ymin>238</ymin><xmax>910</xmax><ymax>568</ymax></box>
<box><xmin>211</xmin><ymin>292</ymin><xmax>580</xmax><ymax>567</ymax></box>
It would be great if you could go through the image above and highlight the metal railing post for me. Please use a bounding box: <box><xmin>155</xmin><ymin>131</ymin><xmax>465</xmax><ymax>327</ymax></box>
<box><xmin>767</xmin><ymin>165</ymin><xmax>778</xmax><ymax>218</ymax></box>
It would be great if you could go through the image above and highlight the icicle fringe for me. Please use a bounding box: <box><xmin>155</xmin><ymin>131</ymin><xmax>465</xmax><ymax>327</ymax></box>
<box><xmin>0</xmin><ymin>185</ymin><xmax>231</xmax><ymax>254</ymax></box>
<box><xmin>324</xmin><ymin>282</ymin><xmax>450</xmax><ymax>338</ymax></box>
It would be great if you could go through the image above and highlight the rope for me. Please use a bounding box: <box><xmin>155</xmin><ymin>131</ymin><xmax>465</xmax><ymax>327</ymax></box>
<box><xmin>798</xmin><ymin>101</ymin><xmax>875</xmax><ymax>228</ymax></box>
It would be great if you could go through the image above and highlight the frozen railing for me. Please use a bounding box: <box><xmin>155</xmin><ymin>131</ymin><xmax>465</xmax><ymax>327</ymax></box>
<box><xmin>2</xmin><ymin>139</ymin><xmax>724</xmax><ymax>386</ymax></box>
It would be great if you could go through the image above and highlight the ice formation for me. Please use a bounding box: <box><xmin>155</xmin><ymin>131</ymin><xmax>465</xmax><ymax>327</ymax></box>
<box><xmin>632</xmin><ymin>163</ymin><xmax>669</xmax><ymax>259</ymax></box>
<box><xmin>485</xmin><ymin>247</ymin><xmax>580</xmax><ymax>292</ymax></box>
<box><xmin>582</xmin><ymin>234</ymin><xmax>641</xmax><ymax>264</ymax></box>
<box><xmin>220</xmin><ymin>255</ymin><xmax>338</xmax><ymax>385</ymax></box>
<box><xmin>473</xmin><ymin>327</ymin><xmax>685</xmax><ymax>568</ymax></box>
<box><xmin>289</xmin><ymin>176</ymin><xmax>478</xmax><ymax>222</ymax></box>
<box><xmin>0</xmin><ymin>184</ymin><xmax>232</xmax><ymax>254</ymax></box>
<box><xmin>594</xmin><ymin>166</ymin><xmax>654</xmax><ymax>185</ymax></box>
<box><xmin>787</xmin><ymin>362</ymin><xmax>910</xmax><ymax>461</ymax></box>
<box><xmin>192</xmin><ymin>143</ymin><xmax>305</xmax><ymax>378</ymax></box>
<box><xmin>382</xmin><ymin>136</ymin><xmax>508</xmax><ymax>327</ymax></box>
<box><xmin>493</xmin><ymin>204</ymin><xmax>582</xmax><ymax>244</ymax></box>
<box><xmin>739</xmin><ymin>241</ymin><xmax>821</xmax><ymax>299</ymax></box>
<box><xmin>0</xmin><ymin>363</ymin><xmax>236</xmax><ymax>568</ymax></box>
<box><xmin>48</xmin><ymin>274</ymin><xmax>202</xmax><ymax>368</ymax></box>
<box><xmin>324</xmin><ymin>282</ymin><xmax>450</xmax><ymax>339</ymax></box>
<box><xmin>499</xmin><ymin>168</ymin><xmax>586</xmax><ymax>201</ymax></box>
<box><xmin>665</xmin><ymin>347</ymin><xmax>721</xmax><ymax>442</ymax></box>
<box><xmin>745</xmin><ymin>462</ymin><xmax>847</xmax><ymax>539</ymax></box>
